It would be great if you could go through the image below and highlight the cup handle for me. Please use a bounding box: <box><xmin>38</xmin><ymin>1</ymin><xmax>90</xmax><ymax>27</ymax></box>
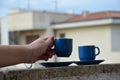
<box><xmin>51</xmin><ymin>40</ymin><xmax>55</xmax><ymax>51</ymax></box>
<box><xmin>95</xmin><ymin>46</ymin><xmax>100</xmax><ymax>56</ymax></box>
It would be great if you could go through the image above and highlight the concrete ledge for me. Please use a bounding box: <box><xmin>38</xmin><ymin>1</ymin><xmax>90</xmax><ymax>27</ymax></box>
<box><xmin>4</xmin><ymin>64</ymin><xmax>120</xmax><ymax>80</ymax></box>
<box><xmin>0</xmin><ymin>72</ymin><xmax>4</xmax><ymax>80</ymax></box>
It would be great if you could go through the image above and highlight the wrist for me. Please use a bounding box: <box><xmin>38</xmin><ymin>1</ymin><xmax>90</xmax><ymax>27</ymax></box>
<box><xmin>24</xmin><ymin>45</ymin><xmax>34</xmax><ymax>63</ymax></box>
<box><xmin>26</xmin><ymin>45</ymin><xmax>40</xmax><ymax>63</ymax></box>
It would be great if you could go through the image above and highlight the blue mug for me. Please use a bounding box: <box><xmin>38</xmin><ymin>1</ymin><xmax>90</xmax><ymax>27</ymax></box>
<box><xmin>78</xmin><ymin>45</ymin><xmax>100</xmax><ymax>61</ymax></box>
<box><xmin>54</xmin><ymin>38</ymin><xmax>73</xmax><ymax>57</ymax></box>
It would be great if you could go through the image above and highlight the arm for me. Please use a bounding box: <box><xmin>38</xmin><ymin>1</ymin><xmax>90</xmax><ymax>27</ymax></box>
<box><xmin>0</xmin><ymin>36</ymin><xmax>55</xmax><ymax>68</ymax></box>
<box><xmin>0</xmin><ymin>45</ymin><xmax>31</xmax><ymax>67</ymax></box>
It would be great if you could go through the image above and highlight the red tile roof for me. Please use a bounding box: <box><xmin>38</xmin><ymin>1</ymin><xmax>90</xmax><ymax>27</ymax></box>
<box><xmin>66</xmin><ymin>11</ymin><xmax>120</xmax><ymax>22</ymax></box>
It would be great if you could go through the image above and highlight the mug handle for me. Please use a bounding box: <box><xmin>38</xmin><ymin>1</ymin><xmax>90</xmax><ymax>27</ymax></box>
<box><xmin>95</xmin><ymin>46</ymin><xmax>100</xmax><ymax>56</ymax></box>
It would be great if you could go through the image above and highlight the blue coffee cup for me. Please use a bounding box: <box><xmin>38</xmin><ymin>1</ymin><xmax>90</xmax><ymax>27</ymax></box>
<box><xmin>78</xmin><ymin>45</ymin><xmax>100</xmax><ymax>61</ymax></box>
<box><xmin>54</xmin><ymin>38</ymin><xmax>73</xmax><ymax>57</ymax></box>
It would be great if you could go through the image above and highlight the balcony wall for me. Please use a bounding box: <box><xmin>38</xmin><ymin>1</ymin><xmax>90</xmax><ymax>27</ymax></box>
<box><xmin>0</xmin><ymin>64</ymin><xmax>120</xmax><ymax>80</ymax></box>
<box><xmin>0</xmin><ymin>72</ymin><xmax>4</xmax><ymax>80</ymax></box>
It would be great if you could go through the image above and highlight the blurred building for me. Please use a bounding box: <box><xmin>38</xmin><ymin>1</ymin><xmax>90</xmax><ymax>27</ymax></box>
<box><xmin>53</xmin><ymin>11</ymin><xmax>120</xmax><ymax>63</ymax></box>
<box><xmin>7</xmin><ymin>8</ymin><xmax>76</xmax><ymax>45</ymax></box>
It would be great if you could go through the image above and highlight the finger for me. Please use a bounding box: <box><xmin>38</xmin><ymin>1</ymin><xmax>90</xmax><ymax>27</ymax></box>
<box><xmin>39</xmin><ymin>55</ymin><xmax>48</xmax><ymax>61</ymax></box>
<box><xmin>43</xmin><ymin>37</ymin><xmax>49</xmax><ymax>40</ymax></box>
<box><xmin>46</xmin><ymin>51</ymin><xmax>55</xmax><ymax>58</ymax></box>
<box><xmin>50</xmin><ymin>49</ymin><xmax>55</xmax><ymax>55</ymax></box>
<box><xmin>46</xmin><ymin>52</ymin><xmax>53</xmax><ymax>58</ymax></box>
<box><xmin>50</xmin><ymin>50</ymin><xmax>55</xmax><ymax>55</ymax></box>
<box><xmin>49</xmin><ymin>42</ymin><xmax>54</xmax><ymax>48</ymax></box>
<box><xmin>39</xmin><ymin>48</ymin><xmax>55</xmax><ymax>60</ymax></box>
<box><xmin>43</xmin><ymin>57</ymin><xmax>48</xmax><ymax>61</ymax></box>
<box><xmin>47</xmin><ymin>48</ymin><xmax>55</xmax><ymax>55</ymax></box>
<box><xmin>46</xmin><ymin>36</ymin><xmax>54</xmax><ymax>45</ymax></box>
<box><xmin>41</xmin><ymin>50</ymin><xmax>54</xmax><ymax>59</ymax></box>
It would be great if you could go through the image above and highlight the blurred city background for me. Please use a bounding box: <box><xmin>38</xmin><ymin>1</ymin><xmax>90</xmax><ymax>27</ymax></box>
<box><xmin>0</xmin><ymin>0</ymin><xmax>120</xmax><ymax>70</ymax></box>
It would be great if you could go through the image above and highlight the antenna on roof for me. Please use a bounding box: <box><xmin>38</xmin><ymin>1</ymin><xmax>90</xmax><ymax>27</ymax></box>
<box><xmin>17</xmin><ymin>0</ymin><xmax>19</xmax><ymax>8</ymax></box>
<box><xmin>82</xmin><ymin>11</ymin><xmax>89</xmax><ymax>17</ymax></box>
<box><xmin>53</xmin><ymin>0</ymin><xmax>58</xmax><ymax>11</ymax></box>
<box><xmin>27</xmin><ymin>0</ymin><xmax>30</xmax><ymax>10</ymax></box>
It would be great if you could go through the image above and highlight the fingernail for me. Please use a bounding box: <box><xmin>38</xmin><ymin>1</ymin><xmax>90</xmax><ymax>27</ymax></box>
<box><xmin>50</xmin><ymin>36</ymin><xmax>54</xmax><ymax>40</ymax></box>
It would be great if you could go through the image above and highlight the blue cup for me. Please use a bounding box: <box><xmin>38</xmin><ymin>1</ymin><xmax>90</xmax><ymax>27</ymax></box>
<box><xmin>54</xmin><ymin>38</ymin><xmax>73</xmax><ymax>57</ymax></box>
<box><xmin>78</xmin><ymin>45</ymin><xmax>100</xmax><ymax>61</ymax></box>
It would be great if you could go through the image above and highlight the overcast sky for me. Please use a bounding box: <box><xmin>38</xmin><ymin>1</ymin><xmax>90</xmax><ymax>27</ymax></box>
<box><xmin>0</xmin><ymin>0</ymin><xmax>120</xmax><ymax>18</ymax></box>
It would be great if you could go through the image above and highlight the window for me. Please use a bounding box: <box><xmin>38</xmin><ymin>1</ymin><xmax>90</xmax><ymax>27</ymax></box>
<box><xmin>59</xmin><ymin>33</ymin><xmax>65</xmax><ymax>38</ymax></box>
<box><xmin>26</xmin><ymin>35</ymin><xmax>39</xmax><ymax>44</ymax></box>
<box><xmin>111</xmin><ymin>27</ymin><xmax>120</xmax><ymax>51</ymax></box>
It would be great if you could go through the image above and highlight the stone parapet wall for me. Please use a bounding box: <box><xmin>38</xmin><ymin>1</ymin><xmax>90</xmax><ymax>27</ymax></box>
<box><xmin>0</xmin><ymin>64</ymin><xmax>120</xmax><ymax>80</ymax></box>
<box><xmin>0</xmin><ymin>72</ymin><xmax>4</xmax><ymax>80</ymax></box>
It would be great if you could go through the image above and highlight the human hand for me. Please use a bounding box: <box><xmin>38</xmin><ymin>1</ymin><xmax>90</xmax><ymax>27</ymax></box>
<box><xmin>28</xmin><ymin>36</ymin><xmax>55</xmax><ymax>63</ymax></box>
